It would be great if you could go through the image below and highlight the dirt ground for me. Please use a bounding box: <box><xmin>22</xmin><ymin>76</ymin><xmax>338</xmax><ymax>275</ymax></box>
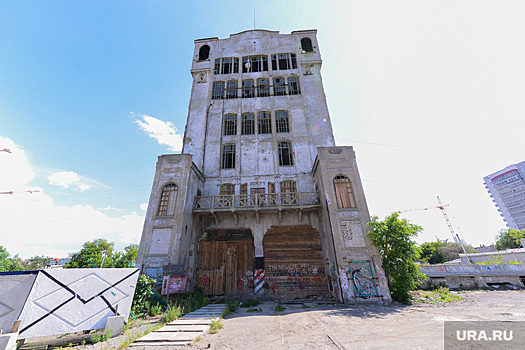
<box><xmin>184</xmin><ymin>290</ymin><xmax>525</xmax><ymax>350</ymax></box>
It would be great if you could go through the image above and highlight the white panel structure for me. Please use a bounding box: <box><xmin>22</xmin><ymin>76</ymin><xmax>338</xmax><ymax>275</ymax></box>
<box><xmin>0</xmin><ymin>268</ymin><xmax>139</xmax><ymax>339</ymax></box>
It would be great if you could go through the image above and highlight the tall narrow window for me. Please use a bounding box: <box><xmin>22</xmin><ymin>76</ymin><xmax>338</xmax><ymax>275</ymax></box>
<box><xmin>214</xmin><ymin>59</ymin><xmax>221</xmax><ymax>74</ymax></box>
<box><xmin>278</xmin><ymin>141</ymin><xmax>293</xmax><ymax>166</ymax></box>
<box><xmin>157</xmin><ymin>183</ymin><xmax>178</xmax><ymax>216</ymax></box>
<box><xmin>268</xmin><ymin>182</ymin><xmax>275</xmax><ymax>193</ymax></box>
<box><xmin>240</xmin><ymin>183</ymin><xmax>248</xmax><ymax>195</ymax></box>
<box><xmin>220</xmin><ymin>183</ymin><xmax>235</xmax><ymax>195</ymax></box>
<box><xmin>288</xmin><ymin>77</ymin><xmax>301</xmax><ymax>95</ymax></box>
<box><xmin>242</xmin><ymin>80</ymin><xmax>255</xmax><ymax>98</ymax></box>
<box><xmin>198</xmin><ymin>45</ymin><xmax>210</xmax><ymax>60</ymax></box>
<box><xmin>221</xmin><ymin>144</ymin><xmax>236</xmax><ymax>169</ymax></box>
<box><xmin>258</xmin><ymin>112</ymin><xmax>272</xmax><ymax>134</ymax></box>
<box><xmin>291</xmin><ymin>53</ymin><xmax>297</xmax><ymax>69</ymax></box>
<box><xmin>223</xmin><ymin>114</ymin><xmax>237</xmax><ymax>135</ymax></box>
<box><xmin>212</xmin><ymin>81</ymin><xmax>224</xmax><ymax>99</ymax></box>
<box><xmin>275</xmin><ymin>111</ymin><xmax>290</xmax><ymax>133</ymax></box>
<box><xmin>226</xmin><ymin>80</ymin><xmax>238</xmax><ymax>99</ymax></box>
<box><xmin>273</xmin><ymin>78</ymin><xmax>286</xmax><ymax>96</ymax></box>
<box><xmin>242</xmin><ymin>113</ymin><xmax>255</xmax><ymax>135</ymax></box>
<box><xmin>280</xmin><ymin>180</ymin><xmax>297</xmax><ymax>193</ymax></box>
<box><xmin>257</xmin><ymin>79</ymin><xmax>270</xmax><ymax>97</ymax></box>
<box><xmin>301</xmin><ymin>38</ymin><xmax>313</xmax><ymax>52</ymax></box>
<box><xmin>334</xmin><ymin>175</ymin><xmax>356</xmax><ymax>208</ymax></box>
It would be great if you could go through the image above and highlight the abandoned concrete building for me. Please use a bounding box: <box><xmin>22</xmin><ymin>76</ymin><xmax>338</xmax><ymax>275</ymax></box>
<box><xmin>136</xmin><ymin>29</ymin><xmax>391</xmax><ymax>303</ymax></box>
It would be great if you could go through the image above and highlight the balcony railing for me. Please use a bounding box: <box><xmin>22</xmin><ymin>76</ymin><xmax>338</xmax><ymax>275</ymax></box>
<box><xmin>193</xmin><ymin>192</ymin><xmax>321</xmax><ymax>211</ymax></box>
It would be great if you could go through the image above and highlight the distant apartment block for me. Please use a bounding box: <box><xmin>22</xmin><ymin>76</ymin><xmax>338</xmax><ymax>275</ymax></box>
<box><xmin>484</xmin><ymin>161</ymin><xmax>525</xmax><ymax>230</ymax></box>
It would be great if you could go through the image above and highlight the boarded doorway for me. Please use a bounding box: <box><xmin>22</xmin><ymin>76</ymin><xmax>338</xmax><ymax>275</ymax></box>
<box><xmin>196</xmin><ymin>229</ymin><xmax>254</xmax><ymax>296</ymax></box>
<box><xmin>264</xmin><ymin>225</ymin><xmax>328</xmax><ymax>298</ymax></box>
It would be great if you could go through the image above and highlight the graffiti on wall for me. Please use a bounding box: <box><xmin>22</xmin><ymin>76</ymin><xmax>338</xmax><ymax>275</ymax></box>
<box><xmin>266</xmin><ymin>264</ymin><xmax>325</xmax><ymax>293</ymax></box>
<box><xmin>348</xmin><ymin>260</ymin><xmax>379</xmax><ymax>298</ymax></box>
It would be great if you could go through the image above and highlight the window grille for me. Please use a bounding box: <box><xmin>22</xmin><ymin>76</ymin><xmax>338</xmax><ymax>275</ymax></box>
<box><xmin>273</xmin><ymin>78</ymin><xmax>286</xmax><ymax>96</ymax></box>
<box><xmin>242</xmin><ymin>113</ymin><xmax>255</xmax><ymax>135</ymax></box>
<box><xmin>258</xmin><ymin>112</ymin><xmax>272</xmax><ymax>134</ymax></box>
<box><xmin>278</xmin><ymin>141</ymin><xmax>293</xmax><ymax>166</ymax></box>
<box><xmin>242</xmin><ymin>80</ymin><xmax>255</xmax><ymax>98</ymax></box>
<box><xmin>212</xmin><ymin>81</ymin><xmax>224</xmax><ymax>99</ymax></box>
<box><xmin>276</xmin><ymin>111</ymin><xmax>290</xmax><ymax>133</ymax></box>
<box><xmin>221</xmin><ymin>144</ymin><xmax>236</xmax><ymax>169</ymax></box>
<box><xmin>223</xmin><ymin>114</ymin><xmax>237</xmax><ymax>135</ymax></box>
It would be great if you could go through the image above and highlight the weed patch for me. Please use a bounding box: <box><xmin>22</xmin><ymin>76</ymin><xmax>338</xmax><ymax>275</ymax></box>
<box><xmin>412</xmin><ymin>287</ymin><xmax>465</xmax><ymax>304</ymax></box>
<box><xmin>274</xmin><ymin>303</ymin><xmax>286</xmax><ymax>312</ymax></box>
<box><xmin>209</xmin><ymin>319</ymin><xmax>223</xmax><ymax>334</ymax></box>
<box><xmin>240</xmin><ymin>299</ymin><xmax>260</xmax><ymax>308</ymax></box>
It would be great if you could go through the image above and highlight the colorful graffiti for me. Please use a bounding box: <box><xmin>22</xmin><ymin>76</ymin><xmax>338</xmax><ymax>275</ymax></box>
<box><xmin>348</xmin><ymin>261</ymin><xmax>379</xmax><ymax>298</ymax></box>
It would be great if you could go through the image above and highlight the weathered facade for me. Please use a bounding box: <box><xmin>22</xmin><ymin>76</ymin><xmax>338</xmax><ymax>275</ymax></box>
<box><xmin>136</xmin><ymin>29</ymin><xmax>391</xmax><ymax>303</ymax></box>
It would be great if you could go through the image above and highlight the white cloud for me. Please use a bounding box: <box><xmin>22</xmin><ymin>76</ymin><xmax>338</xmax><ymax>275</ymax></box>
<box><xmin>132</xmin><ymin>113</ymin><xmax>183</xmax><ymax>152</ymax></box>
<box><xmin>0</xmin><ymin>136</ymin><xmax>144</xmax><ymax>258</ymax></box>
<box><xmin>47</xmin><ymin>171</ymin><xmax>92</xmax><ymax>192</ymax></box>
<box><xmin>140</xmin><ymin>203</ymin><xmax>148</xmax><ymax>211</ymax></box>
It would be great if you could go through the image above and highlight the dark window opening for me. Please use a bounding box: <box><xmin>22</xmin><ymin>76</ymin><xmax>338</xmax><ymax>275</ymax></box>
<box><xmin>242</xmin><ymin>113</ymin><xmax>255</xmax><ymax>135</ymax></box>
<box><xmin>240</xmin><ymin>183</ymin><xmax>248</xmax><ymax>195</ymax></box>
<box><xmin>334</xmin><ymin>175</ymin><xmax>356</xmax><ymax>208</ymax></box>
<box><xmin>214</xmin><ymin>57</ymin><xmax>239</xmax><ymax>74</ymax></box>
<box><xmin>226</xmin><ymin>80</ymin><xmax>238</xmax><ymax>99</ymax></box>
<box><xmin>212</xmin><ymin>81</ymin><xmax>224</xmax><ymax>99</ymax></box>
<box><xmin>273</xmin><ymin>78</ymin><xmax>286</xmax><ymax>96</ymax></box>
<box><xmin>223</xmin><ymin>114</ymin><xmax>237</xmax><ymax>135</ymax></box>
<box><xmin>242</xmin><ymin>55</ymin><xmax>268</xmax><ymax>73</ymax></box>
<box><xmin>257</xmin><ymin>79</ymin><xmax>270</xmax><ymax>97</ymax></box>
<box><xmin>271</xmin><ymin>53</ymin><xmax>297</xmax><ymax>70</ymax></box>
<box><xmin>199</xmin><ymin>45</ymin><xmax>210</xmax><ymax>60</ymax></box>
<box><xmin>276</xmin><ymin>111</ymin><xmax>290</xmax><ymax>133</ymax></box>
<box><xmin>301</xmin><ymin>38</ymin><xmax>313</xmax><ymax>52</ymax></box>
<box><xmin>221</xmin><ymin>144</ymin><xmax>236</xmax><ymax>169</ymax></box>
<box><xmin>214</xmin><ymin>59</ymin><xmax>221</xmax><ymax>74</ymax></box>
<box><xmin>242</xmin><ymin>80</ymin><xmax>255</xmax><ymax>98</ymax></box>
<box><xmin>258</xmin><ymin>112</ymin><xmax>272</xmax><ymax>134</ymax></box>
<box><xmin>278</xmin><ymin>141</ymin><xmax>293</xmax><ymax>166</ymax></box>
<box><xmin>288</xmin><ymin>77</ymin><xmax>301</xmax><ymax>95</ymax></box>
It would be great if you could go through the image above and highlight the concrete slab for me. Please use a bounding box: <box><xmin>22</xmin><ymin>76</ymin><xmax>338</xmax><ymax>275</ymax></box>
<box><xmin>105</xmin><ymin>315</ymin><xmax>126</xmax><ymax>337</ymax></box>
<box><xmin>157</xmin><ymin>324</ymin><xmax>209</xmax><ymax>331</ymax></box>
<box><xmin>0</xmin><ymin>271</ymin><xmax>37</xmax><ymax>334</ymax></box>
<box><xmin>0</xmin><ymin>332</ymin><xmax>18</xmax><ymax>350</ymax></box>
<box><xmin>139</xmin><ymin>332</ymin><xmax>201</xmax><ymax>341</ymax></box>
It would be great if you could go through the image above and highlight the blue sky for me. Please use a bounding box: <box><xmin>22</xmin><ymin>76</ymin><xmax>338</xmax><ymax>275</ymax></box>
<box><xmin>1</xmin><ymin>1</ymin><xmax>525</xmax><ymax>258</ymax></box>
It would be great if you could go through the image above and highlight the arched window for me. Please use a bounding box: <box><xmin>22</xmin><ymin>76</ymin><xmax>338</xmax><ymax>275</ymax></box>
<box><xmin>198</xmin><ymin>45</ymin><xmax>210</xmax><ymax>60</ymax></box>
<box><xmin>158</xmin><ymin>183</ymin><xmax>178</xmax><ymax>216</ymax></box>
<box><xmin>301</xmin><ymin>38</ymin><xmax>313</xmax><ymax>52</ymax></box>
<box><xmin>333</xmin><ymin>175</ymin><xmax>356</xmax><ymax>208</ymax></box>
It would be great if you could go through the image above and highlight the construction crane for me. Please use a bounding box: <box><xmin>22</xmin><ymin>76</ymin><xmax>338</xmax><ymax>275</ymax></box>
<box><xmin>400</xmin><ymin>196</ymin><xmax>472</xmax><ymax>263</ymax></box>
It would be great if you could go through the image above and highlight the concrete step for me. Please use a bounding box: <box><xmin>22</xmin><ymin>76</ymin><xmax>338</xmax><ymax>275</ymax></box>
<box><xmin>130</xmin><ymin>304</ymin><xmax>225</xmax><ymax>347</ymax></box>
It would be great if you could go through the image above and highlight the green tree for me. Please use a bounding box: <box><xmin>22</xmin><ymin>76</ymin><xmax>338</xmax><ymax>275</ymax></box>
<box><xmin>494</xmin><ymin>229</ymin><xmax>525</xmax><ymax>250</ymax></box>
<box><xmin>113</xmin><ymin>244</ymin><xmax>139</xmax><ymax>268</ymax></box>
<box><xmin>0</xmin><ymin>246</ymin><xmax>24</xmax><ymax>272</ymax></box>
<box><xmin>24</xmin><ymin>255</ymin><xmax>52</xmax><ymax>270</ymax></box>
<box><xmin>418</xmin><ymin>239</ymin><xmax>475</xmax><ymax>264</ymax></box>
<box><xmin>367</xmin><ymin>212</ymin><xmax>426</xmax><ymax>304</ymax></box>
<box><xmin>65</xmin><ymin>239</ymin><xmax>115</xmax><ymax>268</ymax></box>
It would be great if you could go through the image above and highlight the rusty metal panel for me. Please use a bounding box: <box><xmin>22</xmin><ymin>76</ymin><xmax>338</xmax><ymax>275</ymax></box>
<box><xmin>264</xmin><ymin>225</ymin><xmax>328</xmax><ymax>298</ymax></box>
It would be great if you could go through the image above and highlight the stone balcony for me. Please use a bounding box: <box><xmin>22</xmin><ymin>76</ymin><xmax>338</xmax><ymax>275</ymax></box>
<box><xmin>193</xmin><ymin>192</ymin><xmax>321</xmax><ymax>213</ymax></box>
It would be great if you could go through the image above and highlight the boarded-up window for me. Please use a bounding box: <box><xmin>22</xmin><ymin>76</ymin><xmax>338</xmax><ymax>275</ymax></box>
<box><xmin>280</xmin><ymin>180</ymin><xmax>296</xmax><ymax>193</ymax></box>
<box><xmin>334</xmin><ymin>175</ymin><xmax>356</xmax><ymax>208</ymax></box>
<box><xmin>268</xmin><ymin>182</ymin><xmax>275</xmax><ymax>193</ymax></box>
<box><xmin>220</xmin><ymin>183</ymin><xmax>235</xmax><ymax>195</ymax></box>
<box><xmin>240</xmin><ymin>183</ymin><xmax>248</xmax><ymax>195</ymax></box>
<box><xmin>158</xmin><ymin>183</ymin><xmax>178</xmax><ymax>216</ymax></box>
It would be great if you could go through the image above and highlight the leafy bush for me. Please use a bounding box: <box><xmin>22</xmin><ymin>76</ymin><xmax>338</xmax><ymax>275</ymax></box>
<box><xmin>240</xmin><ymin>299</ymin><xmax>260</xmax><ymax>308</ymax></box>
<box><xmin>209</xmin><ymin>319</ymin><xmax>223</xmax><ymax>334</ymax></box>
<box><xmin>90</xmin><ymin>330</ymin><xmax>111</xmax><ymax>343</ymax></box>
<box><xmin>131</xmin><ymin>275</ymin><xmax>165</xmax><ymax>318</ymax></box>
